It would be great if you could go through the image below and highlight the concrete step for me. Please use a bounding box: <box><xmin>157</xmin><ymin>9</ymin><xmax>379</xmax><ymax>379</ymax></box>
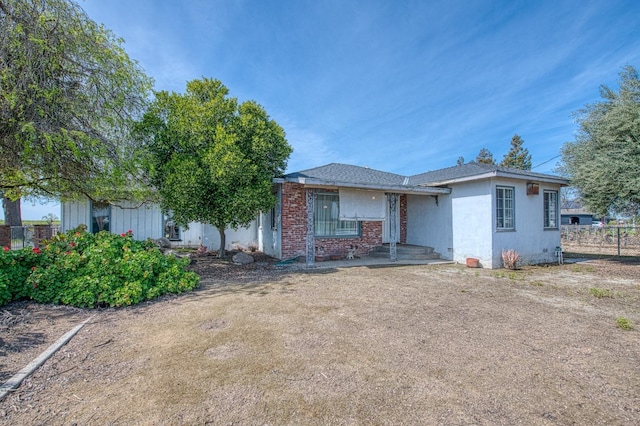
<box><xmin>368</xmin><ymin>244</ymin><xmax>441</xmax><ymax>260</ymax></box>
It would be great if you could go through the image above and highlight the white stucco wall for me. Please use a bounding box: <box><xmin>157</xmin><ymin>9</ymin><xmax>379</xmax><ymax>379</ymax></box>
<box><xmin>490</xmin><ymin>180</ymin><xmax>562</xmax><ymax>268</ymax></box>
<box><xmin>450</xmin><ymin>180</ymin><xmax>494</xmax><ymax>267</ymax></box>
<box><xmin>260</xmin><ymin>210</ymin><xmax>281</xmax><ymax>258</ymax></box>
<box><xmin>406</xmin><ymin>194</ymin><xmax>453</xmax><ymax>260</ymax></box>
<box><xmin>199</xmin><ymin>222</ymin><xmax>258</xmax><ymax>251</ymax></box>
<box><xmin>260</xmin><ymin>186</ymin><xmax>282</xmax><ymax>259</ymax></box>
<box><xmin>399</xmin><ymin>177</ymin><xmax>563</xmax><ymax>269</ymax></box>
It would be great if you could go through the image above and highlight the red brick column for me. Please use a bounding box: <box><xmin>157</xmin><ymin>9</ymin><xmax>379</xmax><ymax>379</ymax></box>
<box><xmin>0</xmin><ymin>226</ymin><xmax>10</xmax><ymax>248</ymax></box>
<box><xmin>281</xmin><ymin>183</ymin><xmax>307</xmax><ymax>259</ymax></box>
<box><xmin>33</xmin><ymin>225</ymin><xmax>54</xmax><ymax>248</ymax></box>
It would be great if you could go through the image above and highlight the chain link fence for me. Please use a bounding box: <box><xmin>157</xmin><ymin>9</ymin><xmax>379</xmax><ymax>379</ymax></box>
<box><xmin>561</xmin><ymin>225</ymin><xmax>640</xmax><ymax>256</ymax></box>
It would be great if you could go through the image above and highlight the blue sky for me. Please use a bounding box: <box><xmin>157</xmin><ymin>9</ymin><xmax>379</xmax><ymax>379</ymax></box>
<box><xmin>10</xmin><ymin>0</ymin><xmax>640</xmax><ymax>219</ymax></box>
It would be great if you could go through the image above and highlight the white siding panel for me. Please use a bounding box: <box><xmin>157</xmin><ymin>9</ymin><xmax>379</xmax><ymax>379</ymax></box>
<box><xmin>172</xmin><ymin>222</ymin><xmax>203</xmax><ymax>247</ymax></box>
<box><xmin>61</xmin><ymin>199</ymin><xmax>91</xmax><ymax>232</ymax></box>
<box><xmin>106</xmin><ymin>202</ymin><xmax>163</xmax><ymax>240</ymax></box>
<box><xmin>62</xmin><ymin>199</ymin><xmax>163</xmax><ymax>240</ymax></box>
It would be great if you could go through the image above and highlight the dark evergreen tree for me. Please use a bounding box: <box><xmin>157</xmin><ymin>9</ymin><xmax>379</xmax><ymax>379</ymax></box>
<box><xmin>476</xmin><ymin>148</ymin><xmax>496</xmax><ymax>165</ymax></box>
<box><xmin>500</xmin><ymin>134</ymin><xmax>532</xmax><ymax>170</ymax></box>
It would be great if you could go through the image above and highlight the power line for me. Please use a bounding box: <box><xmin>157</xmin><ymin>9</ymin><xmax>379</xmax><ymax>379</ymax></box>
<box><xmin>532</xmin><ymin>154</ymin><xmax>561</xmax><ymax>170</ymax></box>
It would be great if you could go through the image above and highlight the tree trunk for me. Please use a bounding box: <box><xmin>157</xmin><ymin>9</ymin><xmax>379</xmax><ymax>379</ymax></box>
<box><xmin>2</xmin><ymin>196</ymin><xmax>23</xmax><ymax>226</ymax></box>
<box><xmin>217</xmin><ymin>226</ymin><xmax>226</xmax><ymax>258</ymax></box>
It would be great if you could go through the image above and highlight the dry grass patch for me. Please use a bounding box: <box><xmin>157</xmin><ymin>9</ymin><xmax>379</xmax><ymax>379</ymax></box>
<box><xmin>1</xmin><ymin>258</ymin><xmax>639</xmax><ymax>424</ymax></box>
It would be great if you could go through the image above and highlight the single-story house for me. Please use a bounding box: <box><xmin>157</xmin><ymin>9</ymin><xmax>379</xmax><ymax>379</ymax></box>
<box><xmin>267</xmin><ymin>162</ymin><xmax>568</xmax><ymax>268</ymax></box>
<box><xmin>61</xmin><ymin>199</ymin><xmax>260</xmax><ymax>251</ymax></box>
<box><xmin>62</xmin><ymin>161</ymin><xmax>568</xmax><ymax>268</ymax></box>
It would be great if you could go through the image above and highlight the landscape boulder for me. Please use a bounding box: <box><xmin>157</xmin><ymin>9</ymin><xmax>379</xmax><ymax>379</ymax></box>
<box><xmin>154</xmin><ymin>237</ymin><xmax>172</xmax><ymax>250</ymax></box>
<box><xmin>232</xmin><ymin>251</ymin><xmax>254</xmax><ymax>265</ymax></box>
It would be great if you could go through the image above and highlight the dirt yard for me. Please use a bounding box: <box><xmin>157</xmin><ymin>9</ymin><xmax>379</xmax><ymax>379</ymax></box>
<box><xmin>1</xmin><ymin>254</ymin><xmax>639</xmax><ymax>425</ymax></box>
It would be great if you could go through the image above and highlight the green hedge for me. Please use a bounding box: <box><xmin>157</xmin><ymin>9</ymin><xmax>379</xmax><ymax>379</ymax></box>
<box><xmin>1</xmin><ymin>229</ymin><xmax>199</xmax><ymax>308</ymax></box>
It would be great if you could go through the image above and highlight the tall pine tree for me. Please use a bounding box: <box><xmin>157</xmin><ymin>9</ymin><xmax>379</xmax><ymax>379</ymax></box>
<box><xmin>500</xmin><ymin>134</ymin><xmax>532</xmax><ymax>170</ymax></box>
<box><xmin>476</xmin><ymin>148</ymin><xmax>496</xmax><ymax>165</ymax></box>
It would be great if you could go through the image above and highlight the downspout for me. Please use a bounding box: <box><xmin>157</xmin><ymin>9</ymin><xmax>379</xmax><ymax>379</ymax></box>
<box><xmin>258</xmin><ymin>212</ymin><xmax>264</xmax><ymax>252</ymax></box>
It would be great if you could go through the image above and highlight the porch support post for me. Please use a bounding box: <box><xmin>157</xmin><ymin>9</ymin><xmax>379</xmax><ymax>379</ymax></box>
<box><xmin>305</xmin><ymin>188</ymin><xmax>316</xmax><ymax>267</ymax></box>
<box><xmin>387</xmin><ymin>192</ymin><xmax>399</xmax><ymax>262</ymax></box>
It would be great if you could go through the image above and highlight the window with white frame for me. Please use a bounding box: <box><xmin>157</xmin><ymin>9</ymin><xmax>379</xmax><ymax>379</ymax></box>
<box><xmin>314</xmin><ymin>192</ymin><xmax>360</xmax><ymax>237</ymax></box>
<box><xmin>496</xmin><ymin>186</ymin><xmax>515</xmax><ymax>230</ymax></box>
<box><xmin>544</xmin><ymin>190</ymin><xmax>558</xmax><ymax>228</ymax></box>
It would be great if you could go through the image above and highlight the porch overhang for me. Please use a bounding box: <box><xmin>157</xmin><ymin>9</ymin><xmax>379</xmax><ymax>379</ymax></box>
<box><xmin>275</xmin><ymin>177</ymin><xmax>451</xmax><ymax>196</ymax></box>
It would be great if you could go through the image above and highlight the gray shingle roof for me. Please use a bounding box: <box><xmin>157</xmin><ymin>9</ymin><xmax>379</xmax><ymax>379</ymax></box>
<box><xmin>283</xmin><ymin>162</ymin><xmax>568</xmax><ymax>190</ymax></box>
<box><xmin>409</xmin><ymin>162</ymin><xmax>567</xmax><ymax>185</ymax></box>
<box><xmin>408</xmin><ymin>162</ymin><xmax>495</xmax><ymax>185</ymax></box>
<box><xmin>285</xmin><ymin>163</ymin><xmax>407</xmax><ymax>186</ymax></box>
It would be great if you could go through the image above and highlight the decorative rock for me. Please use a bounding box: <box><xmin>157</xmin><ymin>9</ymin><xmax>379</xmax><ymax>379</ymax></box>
<box><xmin>163</xmin><ymin>249</ymin><xmax>192</xmax><ymax>260</ymax></box>
<box><xmin>154</xmin><ymin>237</ymin><xmax>172</xmax><ymax>249</ymax></box>
<box><xmin>232</xmin><ymin>251</ymin><xmax>254</xmax><ymax>265</ymax></box>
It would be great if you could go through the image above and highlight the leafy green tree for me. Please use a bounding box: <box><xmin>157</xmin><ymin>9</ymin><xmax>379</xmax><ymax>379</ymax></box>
<box><xmin>137</xmin><ymin>78</ymin><xmax>292</xmax><ymax>257</ymax></box>
<box><xmin>500</xmin><ymin>134</ymin><xmax>532</xmax><ymax>170</ymax></box>
<box><xmin>476</xmin><ymin>148</ymin><xmax>496</xmax><ymax>165</ymax></box>
<box><xmin>559</xmin><ymin>65</ymin><xmax>640</xmax><ymax>216</ymax></box>
<box><xmin>456</xmin><ymin>156</ymin><xmax>465</xmax><ymax>166</ymax></box>
<box><xmin>0</xmin><ymin>0</ymin><xmax>153</xmax><ymax>224</ymax></box>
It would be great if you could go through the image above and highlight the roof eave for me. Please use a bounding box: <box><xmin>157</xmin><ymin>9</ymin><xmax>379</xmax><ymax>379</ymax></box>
<box><xmin>283</xmin><ymin>177</ymin><xmax>451</xmax><ymax>195</ymax></box>
<box><xmin>418</xmin><ymin>171</ymin><xmax>569</xmax><ymax>187</ymax></box>
<box><xmin>495</xmin><ymin>171</ymin><xmax>570</xmax><ymax>186</ymax></box>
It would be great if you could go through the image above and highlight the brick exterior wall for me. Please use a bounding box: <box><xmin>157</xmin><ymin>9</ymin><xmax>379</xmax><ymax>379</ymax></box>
<box><xmin>280</xmin><ymin>182</ymin><xmax>406</xmax><ymax>259</ymax></box>
<box><xmin>281</xmin><ymin>182</ymin><xmax>307</xmax><ymax>258</ymax></box>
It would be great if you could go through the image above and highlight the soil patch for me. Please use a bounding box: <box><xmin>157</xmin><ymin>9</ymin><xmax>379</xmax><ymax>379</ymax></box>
<box><xmin>0</xmin><ymin>255</ymin><xmax>639</xmax><ymax>424</ymax></box>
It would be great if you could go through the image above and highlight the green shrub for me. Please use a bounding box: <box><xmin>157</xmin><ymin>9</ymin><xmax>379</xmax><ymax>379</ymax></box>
<box><xmin>0</xmin><ymin>246</ymin><xmax>48</xmax><ymax>305</ymax></box>
<box><xmin>1</xmin><ymin>229</ymin><xmax>199</xmax><ymax>308</ymax></box>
